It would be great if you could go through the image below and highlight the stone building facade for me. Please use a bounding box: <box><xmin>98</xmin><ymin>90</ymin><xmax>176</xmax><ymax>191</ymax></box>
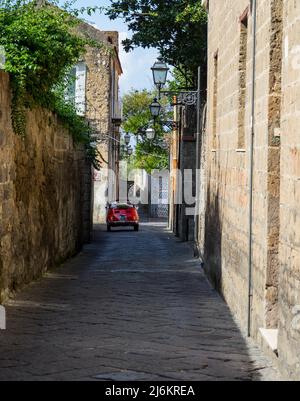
<box><xmin>169</xmin><ymin>104</ymin><xmax>198</xmax><ymax>241</ymax></box>
<box><xmin>78</xmin><ymin>24</ymin><xmax>122</xmax><ymax>224</ymax></box>
<box><xmin>0</xmin><ymin>71</ymin><xmax>91</xmax><ymax>303</ymax></box>
<box><xmin>199</xmin><ymin>0</ymin><xmax>300</xmax><ymax>380</ymax></box>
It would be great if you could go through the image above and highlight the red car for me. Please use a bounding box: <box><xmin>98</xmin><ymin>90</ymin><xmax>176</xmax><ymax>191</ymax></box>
<box><xmin>106</xmin><ymin>202</ymin><xmax>140</xmax><ymax>232</ymax></box>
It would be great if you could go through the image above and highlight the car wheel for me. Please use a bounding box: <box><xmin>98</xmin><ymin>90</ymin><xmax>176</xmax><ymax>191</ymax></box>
<box><xmin>134</xmin><ymin>225</ymin><xmax>139</xmax><ymax>232</ymax></box>
<box><xmin>107</xmin><ymin>225</ymin><xmax>111</xmax><ymax>232</ymax></box>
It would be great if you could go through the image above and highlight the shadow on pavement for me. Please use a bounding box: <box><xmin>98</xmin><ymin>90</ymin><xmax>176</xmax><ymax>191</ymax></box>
<box><xmin>0</xmin><ymin>223</ymin><xmax>277</xmax><ymax>381</ymax></box>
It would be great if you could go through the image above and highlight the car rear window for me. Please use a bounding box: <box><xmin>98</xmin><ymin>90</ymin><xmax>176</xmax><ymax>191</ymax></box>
<box><xmin>111</xmin><ymin>204</ymin><xmax>133</xmax><ymax>210</ymax></box>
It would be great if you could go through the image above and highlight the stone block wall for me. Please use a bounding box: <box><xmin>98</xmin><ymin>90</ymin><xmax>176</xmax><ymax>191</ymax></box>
<box><xmin>202</xmin><ymin>0</ymin><xmax>272</xmax><ymax>331</ymax></box>
<box><xmin>178</xmin><ymin>139</ymin><xmax>197</xmax><ymax>242</ymax></box>
<box><xmin>277</xmin><ymin>0</ymin><xmax>300</xmax><ymax>380</ymax></box>
<box><xmin>79</xmin><ymin>24</ymin><xmax>121</xmax><ymax>224</ymax></box>
<box><xmin>201</xmin><ymin>0</ymin><xmax>300</xmax><ymax>379</ymax></box>
<box><xmin>169</xmin><ymin>104</ymin><xmax>197</xmax><ymax>241</ymax></box>
<box><xmin>0</xmin><ymin>71</ymin><xmax>92</xmax><ymax>303</ymax></box>
<box><xmin>84</xmin><ymin>39</ymin><xmax>111</xmax><ymax>224</ymax></box>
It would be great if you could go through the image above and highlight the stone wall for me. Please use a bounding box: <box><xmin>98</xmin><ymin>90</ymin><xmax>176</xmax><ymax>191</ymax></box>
<box><xmin>201</xmin><ymin>0</ymin><xmax>300</xmax><ymax>380</ymax></box>
<box><xmin>0</xmin><ymin>71</ymin><xmax>92</xmax><ymax>303</ymax></box>
<box><xmin>201</xmin><ymin>0</ymin><xmax>270</xmax><ymax>330</ymax></box>
<box><xmin>278</xmin><ymin>0</ymin><xmax>300</xmax><ymax>380</ymax></box>
<box><xmin>84</xmin><ymin>37</ymin><xmax>112</xmax><ymax>224</ymax></box>
<box><xmin>79</xmin><ymin>26</ymin><xmax>121</xmax><ymax>225</ymax></box>
<box><xmin>169</xmin><ymin>104</ymin><xmax>197</xmax><ymax>241</ymax></box>
<box><xmin>178</xmin><ymin>139</ymin><xmax>197</xmax><ymax>241</ymax></box>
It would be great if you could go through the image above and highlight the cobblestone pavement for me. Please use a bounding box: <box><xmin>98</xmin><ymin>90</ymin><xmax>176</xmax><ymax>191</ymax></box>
<box><xmin>0</xmin><ymin>223</ymin><xmax>279</xmax><ymax>381</ymax></box>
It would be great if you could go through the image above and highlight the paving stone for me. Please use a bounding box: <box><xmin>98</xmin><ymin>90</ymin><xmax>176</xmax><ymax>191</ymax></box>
<box><xmin>0</xmin><ymin>223</ymin><xmax>280</xmax><ymax>381</ymax></box>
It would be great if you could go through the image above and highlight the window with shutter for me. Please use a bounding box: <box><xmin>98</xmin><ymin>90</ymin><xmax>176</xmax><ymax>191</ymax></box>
<box><xmin>0</xmin><ymin>46</ymin><xmax>6</xmax><ymax>70</ymax></box>
<box><xmin>65</xmin><ymin>67</ymin><xmax>76</xmax><ymax>106</ymax></box>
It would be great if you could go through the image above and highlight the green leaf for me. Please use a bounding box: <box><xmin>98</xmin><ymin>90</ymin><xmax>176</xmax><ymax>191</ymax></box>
<box><xmin>0</xmin><ymin>0</ymin><xmax>102</xmax><ymax>168</ymax></box>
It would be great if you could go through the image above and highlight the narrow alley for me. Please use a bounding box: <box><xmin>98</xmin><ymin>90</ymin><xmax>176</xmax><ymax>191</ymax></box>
<box><xmin>0</xmin><ymin>224</ymin><xmax>278</xmax><ymax>381</ymax></box>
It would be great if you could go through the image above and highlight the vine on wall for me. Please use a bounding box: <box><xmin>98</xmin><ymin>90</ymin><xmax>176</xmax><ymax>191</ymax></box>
<box><xmin>0</xmin><ymin>0</ymin><xmax>102</xmax><ymax>169</ymax></box>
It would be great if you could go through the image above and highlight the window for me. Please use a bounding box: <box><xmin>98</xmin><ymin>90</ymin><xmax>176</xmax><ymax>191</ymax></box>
<box><xmin>237</xmin><ymin>9</ymin><xmax>249</xmax><ymax>149</ymax></box>
<box><xmin>65</xmin><ymin>62</ymin><xmax>87</xmax><ymax>117</ymax></box>
<box><xmin>75</xmin><ymin>62</ymin><xmax>87</xmax><ymax>117</ymax></box>
<box><xmin>65</xmin><ymin>67</ymin><xmax>76</xmax><ymax>105</ymax></box>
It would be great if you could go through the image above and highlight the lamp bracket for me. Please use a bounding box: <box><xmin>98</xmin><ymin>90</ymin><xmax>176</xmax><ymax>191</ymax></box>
<box><xmin>159</xmin><ymin>120</ymin><xmax>180</xmax><ymax>130</ymax></box>
<box><xmin>160</xmin><ymin>90</ymin><xmax>198</xmax><ymax>106</ymax></box>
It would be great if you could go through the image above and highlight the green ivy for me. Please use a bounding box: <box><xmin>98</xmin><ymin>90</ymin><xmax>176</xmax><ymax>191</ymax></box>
<box><xmin>0</xmin><ymin>0</ymin><xmax>102</xmax><ymax>169</ymax></box>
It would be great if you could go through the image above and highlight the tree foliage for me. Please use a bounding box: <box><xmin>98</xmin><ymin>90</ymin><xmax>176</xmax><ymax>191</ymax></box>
<box><xmin>122</xmin><ymin>89</ymin><xmax>153</xmax><ymax>134</ymax></box>
<box><xmin>0</xmin><ymin>0</ymin><xmax>101</xmax><ymax>168</ymax></box>
<box><xmin>106</xmin><ymin>0</ymin><xmax>207</xmax><ymax>88</ymax></box>
<box><xmin>122</xmin><ymin>89</ymin><xmax>169</xmax><ymax>173</ymax></box>
<box><xmin>134</xmin><ymin>139</ymin><xmax>169</xmax><ymax>173</ymax></box>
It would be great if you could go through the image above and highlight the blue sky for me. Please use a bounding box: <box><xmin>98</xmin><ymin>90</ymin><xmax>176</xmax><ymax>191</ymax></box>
<box><xmin>67</xmin><ymin>0</ymin><xmax>158</xmax><ymax>96</ymax></box>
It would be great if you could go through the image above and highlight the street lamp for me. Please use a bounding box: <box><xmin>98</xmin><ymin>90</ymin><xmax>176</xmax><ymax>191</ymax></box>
<box><xmin>150</xmin><ymin>58</ymin><xmax>200</xmax><ymax>107</ymax></box>
<box><xmin>127</xmin><ymin>146</ymin><xmax>133</xmax><ymax>156</ymax></box>
<box><xmin>151</xmin><ymin>57</ymin><xmax>169</xmax><ymax>89</ymax></box>
<box><xmin>124</xmin><ymin>132</ymin><xmax>131</xmax><ymax>146</ymax></box>
<box><xmin>146</xmin><ymin>127</ymin><xmax>156</xmax><ymax>140</ymax></box>
<box><xmin>149</xmin><ymin>98</ymin><xmax>161</xmax><ymax>118</ymax></box>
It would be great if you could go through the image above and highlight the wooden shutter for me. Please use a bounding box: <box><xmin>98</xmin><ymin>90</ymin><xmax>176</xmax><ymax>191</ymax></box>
<box><xmin>75</xmin><ymin>62</ymin><xmax>87</xmax><ymax>116</ymax></box>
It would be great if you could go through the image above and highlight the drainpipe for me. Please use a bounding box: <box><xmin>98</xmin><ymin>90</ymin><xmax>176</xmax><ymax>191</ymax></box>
<box><xmin>248</xmin><ymin>0</ymin><xmax>257</xmax><ymax>338</ymax></box>
<box><xmin>194</xmin><ymin>67</ymin><xmax>202</xmax><ymax>250</ymax></box>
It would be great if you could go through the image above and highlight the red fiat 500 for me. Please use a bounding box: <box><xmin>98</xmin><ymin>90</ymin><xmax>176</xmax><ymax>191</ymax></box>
<box><xmin>106</xmin><ymin>202</ymin><xmax>140</xmax><ymax>232</ymax></box>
